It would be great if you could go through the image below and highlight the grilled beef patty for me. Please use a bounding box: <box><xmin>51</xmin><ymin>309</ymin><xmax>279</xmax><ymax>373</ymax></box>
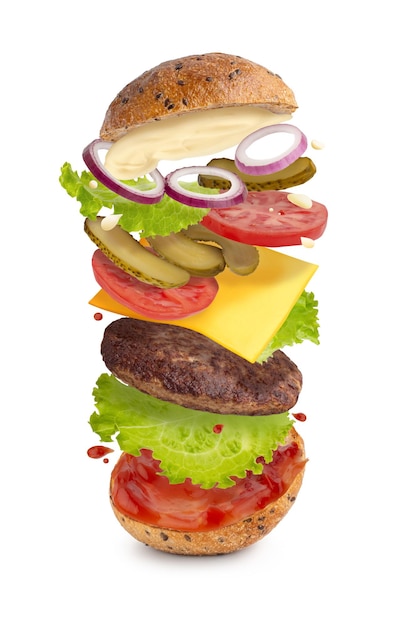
<box><xmin>101</xmin><ymin>318</ymin><xmax>302</xmax><ymax>416</ymax></box>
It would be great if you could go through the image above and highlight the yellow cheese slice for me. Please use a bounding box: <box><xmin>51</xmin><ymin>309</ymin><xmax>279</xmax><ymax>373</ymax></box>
<box><xmin>89</xmin><ymin>247</ymin><xmax>317</xmax><ymax>363</ymax></box>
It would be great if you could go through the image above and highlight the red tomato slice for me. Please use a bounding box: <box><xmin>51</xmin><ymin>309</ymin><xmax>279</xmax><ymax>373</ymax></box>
<box><xmin>111</xmin><ymin>444</ymin><xmax>306</xmax><ymax>532</ymax></box>
<box><xmin>201</xmin><ymin>190</ymin><xmax>328</xmax><ymax>247</ymax></box>
<box><xmin>92</xmin><ymin>249</ymin><xmax>218</xmax><ymax>320</ymax></box>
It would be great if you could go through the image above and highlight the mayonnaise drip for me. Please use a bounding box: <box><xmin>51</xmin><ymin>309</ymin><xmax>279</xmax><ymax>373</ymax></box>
<box><xmin>104</xmin><ymin>106</ymin><xmax>292</xmax><ymax>179</ymax></box>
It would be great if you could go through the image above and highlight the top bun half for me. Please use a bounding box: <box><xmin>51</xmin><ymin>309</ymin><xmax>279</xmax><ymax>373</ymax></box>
<box><xmin>100</xmin><ymin>52</ymin><xmax>298</xmax><ymax>142</ymax></box>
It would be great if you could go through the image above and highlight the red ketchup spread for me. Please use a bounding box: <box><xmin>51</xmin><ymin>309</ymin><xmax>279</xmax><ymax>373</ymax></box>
<box><xmin>292</xmin><ymin>412</ymin><xmax>307</xmax><ymax>422</ymax></box>
<box><xmin>87</xmin><ymin>445</ymin><xmax>114</xmax><ymax>459</ymax></box>
<box><xmin>110</xmin><ymin>444</ymin><xmax>306</xmax><ymax>532</ymax></box>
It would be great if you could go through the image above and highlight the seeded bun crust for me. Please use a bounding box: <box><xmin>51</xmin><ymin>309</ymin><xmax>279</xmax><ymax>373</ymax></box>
<box><xmin>109</xmin><ymin>428</ymin><xmax>305</xmax><ymax>556</ymax></box>
<box><xmin>100</xmin><ymin>52</ymin><xmax>297</xmax><ymax>142</ymax></box>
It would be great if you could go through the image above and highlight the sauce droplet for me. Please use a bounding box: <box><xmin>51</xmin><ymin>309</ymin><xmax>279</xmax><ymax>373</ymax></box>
<box><xmin>94</xmin><ymin>312</ymin><xmax>103</xmax><ymax>321</ymax></box>
<box><xmin>213</xmin><ymin>424</ymin><xmax>224</xmax><ymax>434</ymax></box>
<box><xmin>292</xmin><ymin>412</ymin><xmax>307</xmax><ymax>422</ymax></box>
<box><xmin>311</xmin><ymin>139</ymin><xmax>325</xmax><ymax>150</ymax></box>
<box><xmin>87</xmin><ymin>445</ymin><xmax>114</xmax><ymax>459</ymax></box>
<box><xmin>300</xmin><ymin>236</ymin><xmax>315</xmax><ymax>248</ymax></box>
<box><xmin>101</xmin><ymin>213</ymin><xmax>122</xmax><ymax>231</ymax></box>
<box><xmin>287</xmin><ymin>193</ymin><xmax>313</xmax><ymax>209</ymax></box>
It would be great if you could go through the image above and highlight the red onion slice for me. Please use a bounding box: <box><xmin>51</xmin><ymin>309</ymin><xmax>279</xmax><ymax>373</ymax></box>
<box><xmin>235</xmin><ymin>124</ymin><xmax>308</xmax><ymax>175</ymax></box>
<box><xmin>82</xmin><ymin>139</ymin><xmax>165</xmax><ymax>204</ymax></box>
<box><xmin>165</xmin><ymin>166</ymin><xmax>247</xmax><ymax>208</ymax></box>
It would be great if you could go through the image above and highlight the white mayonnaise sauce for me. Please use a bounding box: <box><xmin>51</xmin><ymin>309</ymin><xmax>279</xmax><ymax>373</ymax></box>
<box><xmin>104</xmin><ymin>106</ymin><xmax>292</xmax><ymax>179</ymax></box>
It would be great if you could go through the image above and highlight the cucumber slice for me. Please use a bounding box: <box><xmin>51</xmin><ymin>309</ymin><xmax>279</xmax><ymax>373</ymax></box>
<box><xmin>84</xmin><ymin>218</ymin><xmax>190</xmax><ymax>288</ymax></box>
<box><xmin>185</xmin><ymin>224</ymin><xmax>259</xmax><ymax>276</ymax></box>
<box><xmin>199</xmin><ymin>156</ymin><xmax>316</xmax><ymax>191</ymax></box>
<box><xmin>148</xmin><ymin>232</ymin><xmax>225</xmax><ymax>277</ymax></box>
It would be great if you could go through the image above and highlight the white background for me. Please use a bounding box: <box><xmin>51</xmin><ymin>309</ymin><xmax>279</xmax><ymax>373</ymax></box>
<box><xmin>2</xmin><ymin>2</ymin><xmax>416</xmax><ymax>624</ymax></box>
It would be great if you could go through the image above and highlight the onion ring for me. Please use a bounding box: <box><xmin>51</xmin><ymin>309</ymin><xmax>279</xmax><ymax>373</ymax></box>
<box><xmin>165</xmin><ymin>166</ymin><xmax>247</xmax><ymax>208</ymax></box>
<box><xmin>235</xmin><ymin>124</ymin><xmax>308</xmax><ymax>175</ymax></box>
<box><xmin>82</xmin><ymin>139</ymin><xmax>166</xmax><ymax>204</ymax></box>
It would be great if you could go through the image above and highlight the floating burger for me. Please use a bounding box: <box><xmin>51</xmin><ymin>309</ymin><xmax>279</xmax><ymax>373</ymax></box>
<box><xmin>60</xmin><ymin>52</ymin><xmax>327</xmax><ymax>555</ymax></box>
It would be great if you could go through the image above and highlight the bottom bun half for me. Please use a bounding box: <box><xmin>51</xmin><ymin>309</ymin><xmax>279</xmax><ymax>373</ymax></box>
<box><xmin>109</xmin><ymin>428</ymin><xmax>305</xmax><ymax>556</ymax></box>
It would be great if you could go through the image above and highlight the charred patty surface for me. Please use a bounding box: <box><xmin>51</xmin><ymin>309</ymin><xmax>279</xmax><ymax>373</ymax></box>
<box><xmin>101</xmin><ymin>318</ymin><xmax>302</xmax><ymax>416</ymax></box>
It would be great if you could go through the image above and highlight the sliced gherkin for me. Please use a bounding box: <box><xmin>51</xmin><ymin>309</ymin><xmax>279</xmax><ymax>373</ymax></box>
<box><xmin>198</xmin><ymin>156</ymin><xmax>316</xmax><ymax>191</ymax></box>
<box><xmin>148</xmin><ymin>232</ymin><xmax>225</xmax><ymax>277</ymax></box>
<box><xmin>184</xmin><ymin>223</ymin><xmax>259</xmax><ymax>276</ymax></box>
<box><xmin>84</xmin><ymin>217</ymin><xmax>190</xmax><ymax>288</ymax></box>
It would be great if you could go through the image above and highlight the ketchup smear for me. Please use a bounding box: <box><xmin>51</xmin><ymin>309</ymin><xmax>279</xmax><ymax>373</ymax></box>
<box><xmin>87</xmin><ymin>445</ymin><xmax>114</xmax><ymax>460</ymax></box>
<box><xmin>292</xmin><ymin>412</ymin><xmax>307</xmax><ymax>422</ymax></box>
<box><xmin>111</xmin><ymin>443</ymin><xmax>306</xmax><ymax>532</ymax></box>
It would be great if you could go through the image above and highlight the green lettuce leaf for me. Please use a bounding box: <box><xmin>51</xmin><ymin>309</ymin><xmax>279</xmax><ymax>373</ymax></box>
<box><xmin>257</xmin><ymin>290</ymin><xmax>320</xmax><ymax>362</ymax></box>
<box><xmin>59</xmin><ymin>162</ymin><xmax>212</xmax><ymax>237</ymax></box>
<box><xmin>90</xmin><ymin>373</ymin><xmax>293</xmax><ymax>489</ymax></box>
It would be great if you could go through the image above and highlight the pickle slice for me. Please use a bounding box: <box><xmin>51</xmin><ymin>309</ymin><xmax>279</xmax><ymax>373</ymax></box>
<box><xmin>148</xmin><ymin>232</ymin><xmax>225</xmax><ymax>277</ymax></box>
<box><xmin>84</xmin><ymin>218</ymin><xmax>190</xmax><ymax>288</ymax></box>
<box><xmin>198</xmin><ymin>156</ymin><xmax>316</xmax><ymax>191</ymax></box>
<box><xmin>184</xmin><ymin>223</ymin><xmax>259</xmax><ymax>276</ymax></box>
